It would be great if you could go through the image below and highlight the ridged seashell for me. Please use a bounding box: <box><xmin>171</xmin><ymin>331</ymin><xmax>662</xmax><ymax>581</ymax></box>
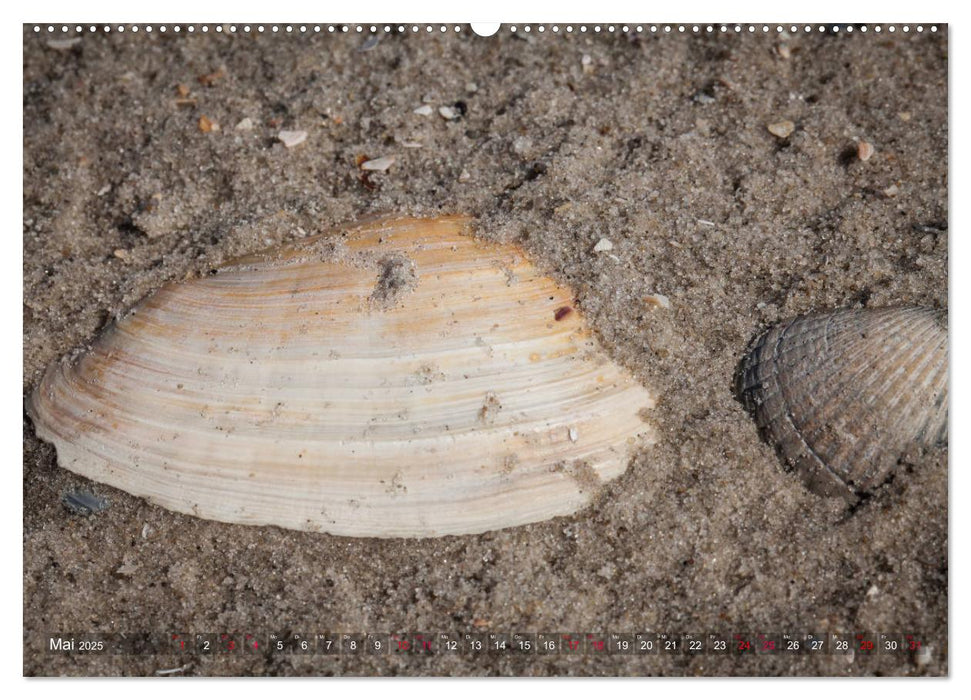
<box><xmin>27</xmin><ymin>216</ymin><xmax>655</xmax><ymax>537</ymax></box>
<box><xmin>735</xmin><ymin>306</ymin><xmax>947</xmax><ymax>500</ymax></box>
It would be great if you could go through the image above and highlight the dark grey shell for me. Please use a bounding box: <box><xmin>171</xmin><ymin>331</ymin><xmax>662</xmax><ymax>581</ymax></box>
<box><xmin>736</xmin><ymin>306</ymin><xmax>947</xmax><ymax>499</ymax></box>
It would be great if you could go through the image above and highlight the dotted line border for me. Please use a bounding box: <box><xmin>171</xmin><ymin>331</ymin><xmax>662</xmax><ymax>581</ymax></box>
<box><xmin>31</xmin><ymin>24</ymin><xmax>940</xmax><ymax>36</ymax></box>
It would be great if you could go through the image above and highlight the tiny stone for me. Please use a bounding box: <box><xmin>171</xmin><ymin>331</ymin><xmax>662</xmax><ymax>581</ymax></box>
<box><xmin>360</xmin><ymin>155</ymin><xmax>396</xmax><ymax>171</ymax></box>
<box><xmin>413</xmin><ymin>104</ymin><xmax>433</xmax><ymax>116</ymax></box>
<box><xmin>568</xmin><ymin>427</ymin><xmax>579</xmax><ymax>443</ymax></box>
<box><xmin>438</xmin><ymin>105</ymin><xmax>458</xmax><ymax>120</ymax></box>
<box><xmin>777</xmin><ymin>43</ymin><xmax>791</xmax><ymax>59</ymax></box>
<box><xmin>278</xmin><ymin>130</ymin><xmax>308</xmax><ymax>148</ymax></box>
<box><xmin>358</xmin><ymin>34</ymin><xmax>381</xmax><ymax>52</ymax></box>
<box><xmin>898</xmin><ymin>111</ymin><xmax>912</xmax><ymax>122</ymax></box>
<box><xmin>399</xmin><ymin>141</ymin><xmax>422</xmax><ymax>149</ymax></box>
<box><xmin>116</xmin><ymin>562</ymin><xmax>138</xmax><ymax>576</ymax></box>
<box><xmin>61</xmin><ymin>489</ymin><xmax>109</xmax><ymax>516</ymax></box>
<box><xmin>197</xmin><ymin>115</ymin><xmax>219</xmax><ymax>133</ymax></box>
<box><xmin>47</xmin><ymin>37</ymin><xmax>82</xmax><ymax>50</ymax></box>
<box><xmin>581</xmin><ymin>54</ymin><xmax>594</xmax><ymax>74</ymax></box>
<box><xmin>97</xmin><ymin>184</ymin><xmax>112</xmax><ymax>197</ymax></box>
<box><xmin>693</xmin><ymin>91</ymin><xmax>716</xmax><ymax>105</ymax></box>
<box><xmin>915</xmin><ymin>644</ymin><xmax>933</xmax><ymax>667</ymax></box>
<box><xmin>593</xmin><ymin>238</ymin><xmax>614</xmax><ymax>253</ymax></box>
<box><xmin>458</xmin><ymin>169</ymin><xmax>471</xmax><ymax>183</ymax></box>
<box><xmin>235</xmin><ymin>117</ymin><xmax>255</xmax><ymax>131</ymax></box>
<box><xmin>643</xmin><ymin>294</ymin><xmax>671</xmax><ymax>310</ymax></box>
<box><xmin>857</xmin><ymin>140</ymin><xmax>875</xmax><ymax>162</ymax></box>
<box><xmin>113</xmin><ymin>248</ymin><xmax>130</xmax><ymax>261</ymax></box>
<box><xmin>767</xmin><ymin>120</ymin><xmax>795</xmax><ymax>138</ymax></box>
<box><xmin>883</xmin><ymin>184</ymin><xmax>900</xmax><ymax>197</ymax></box>
<box><xmin>465</xmin><ymin>81</ymin><xmax>478</xmax><ymax>93</ymax></box>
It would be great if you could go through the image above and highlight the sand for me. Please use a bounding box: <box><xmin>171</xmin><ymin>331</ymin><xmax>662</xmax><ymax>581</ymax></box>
<box><xmin>22</xmin><ymin>24</ymin><xmax>948</xmax><ymax>676</ymax></box>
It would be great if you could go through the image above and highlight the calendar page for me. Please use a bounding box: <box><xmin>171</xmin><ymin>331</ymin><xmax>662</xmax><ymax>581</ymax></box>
<box><xmin>21</xmin><ymin>15</ymin><xmax>948</xmax><ymax>679</ymax></box>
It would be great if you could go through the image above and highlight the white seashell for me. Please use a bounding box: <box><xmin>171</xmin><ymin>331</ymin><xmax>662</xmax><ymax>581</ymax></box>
<box><xmin>28</xmin><ymin>216</ymin><xmax>655</xmax><ymax>537</ymax></box>
<box><xmin>736</xmin><ymin>306</ymin><xmax>947</xmax><ymax>500</ymax></box>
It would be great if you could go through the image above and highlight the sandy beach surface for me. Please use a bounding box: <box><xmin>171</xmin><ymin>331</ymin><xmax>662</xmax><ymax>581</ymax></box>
<box><xmin>23</xmin><ymin>24</ymin><xmax>947</xmax><ymax>676</ymax></box>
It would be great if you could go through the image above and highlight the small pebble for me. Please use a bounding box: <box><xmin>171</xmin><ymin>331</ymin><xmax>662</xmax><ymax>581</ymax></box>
<box><xmin>235</xmin><ymin>117</ymin><xmax>255</xmax><ymax>131</ymax></box>
<box><xmin>278</xmin><ymin>130</ymin><xmax>308</xmax><ymax>148</ymax></box>
<box><xmin>360</xmin><ymin>155</ymin><xmax>396</xmax><ymax>172</ymax></box>
<box><xmin>358</xmin><ymin>34</ymin><xmax>382</xmax><ymax>52</ymax></box>
<box><xmin>198</xmin><ymin>115</ymin><xmax>219</xmax><ymax>133</ymax></box>
<box><xmin>413</xmin><ymin>104</ymin><xmax>433</xmax><ymax>116</ymax></box>
<box><xmin>857</xmin><ymin>140</ymin><xmax>875</xmax><ymax>162</ymax></box>
<box><xmin>643</xmin><ymin>294</ymin><xmax>671</xmax><ymax>310</ymax></box>
<box><xmin>767</xmin><ymin>120</ymin><xmax>795</xmax><ymax>138</ymax></box>
<box><xmin>883</xmin><ymin>184</ymin><xmax>900</xmax><ymax>197</ymax></box>
<box><xmin>581</xmin><ymin>54</ymin><xmax>594</xmax><ymax>74</ymax></box>
<box><xmin>113</xmin><ymin>248</ymin><xmax>131</xmax><ymax>261</ymax></box>
<box><xmin>97</xmin><ymin>184</ymin><xmax>112</xmax><ymax>197</ymax></box>
<box><xmin>777</xmin><ymin>43</ymin><xmax>791</xmax><ymax>59</ymax></box>
<box><xmin>47</xmin><ymin>37</ymin><xmax>81</xmax><ymax>50</ymax></box>
<box><xmin>197</xmin><ymin>68</ymin><xmax>225</xmax><ymax>86</ymax></box>
<box><xmin>465</xmin><ymin>82</ymin><xmax>479</xmax><ymax>93</ymax></box>
<box><xmin>458</xmin><ymin>169</ymin><xmax>471</xmax><ymax>183</ymax></box>
<box><xmin>915</xmin><ymin>644</ymin><xmax>933</xmax><ymax>667</ymax></box>
<box><xmin>592</xmin><ymin>238</ymin><xmax>614</xmax><ymax>253</ymax></box>
<box><xmin>116</xmin><ymin>562</ymin><xmax>138</xmax><ymax>576</ymax></box>
<box><xmin>438</xmin><ymin>105</ymin><xmax>458</xmax><ymax>120</ymax></box>
<box><xmin>898</xmin><ymin>111</ymin><xmax>912</xmax><ymax>122</ymax></box>
<box><xmin>61</xmin><ymin>489</ymin><xmax>109</xmax><ymax>516</ymax></box>
<box><xmin>568</xmin><ymin>427</ymin><xmax>579</xmax><ymax>443</ymax></box>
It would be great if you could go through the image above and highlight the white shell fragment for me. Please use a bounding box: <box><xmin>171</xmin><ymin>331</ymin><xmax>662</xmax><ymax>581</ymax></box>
<box><xmin>28</xmin><ymin>216</ymin><xmax>656</xmax><ymax>537</ymax></box>
<box><xmin>277</xmin><ymin>129</ymin><xmax>308</xmax><ymax>148</ymax></box>
<box><xmin>359</xmin><ymin>155</ymin><xmax>396</xmax><ymax>171</ymax></box>
<box><xmin>736</xmin><ymin>306</ymin><xmax>947</xmax><ymax>500</ymax></box>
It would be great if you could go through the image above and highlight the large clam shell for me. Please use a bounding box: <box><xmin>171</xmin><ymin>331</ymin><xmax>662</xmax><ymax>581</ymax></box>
<box><xmin>735</xmin><ymin>306</ymin><xmax>947</xmax><ymax>499</ymax></box>
<box><xmin>27</xmin><ymin>215</ymin><xmax>656</xmax><ymax>537</ymax></box>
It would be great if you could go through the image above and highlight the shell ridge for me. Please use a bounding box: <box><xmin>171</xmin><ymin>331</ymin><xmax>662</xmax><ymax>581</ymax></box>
<box><xmin>751</xmin><ymin>310</ymin><xmax>922</xmax><ymax>434</ymax></box>
<box><xmin>759</xmin><ymin>317</ymin><xmax>850</xmax><ymax>493</ymax></box>
<box><xmin>29</xmin><ymin>215</ymin><xmax>657</xmax><ymax>537</ymax></box>
<box><xmin>737</xmin><ymin>306</ymin><xmax>947</xmax><ymax>499</ymax></box>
